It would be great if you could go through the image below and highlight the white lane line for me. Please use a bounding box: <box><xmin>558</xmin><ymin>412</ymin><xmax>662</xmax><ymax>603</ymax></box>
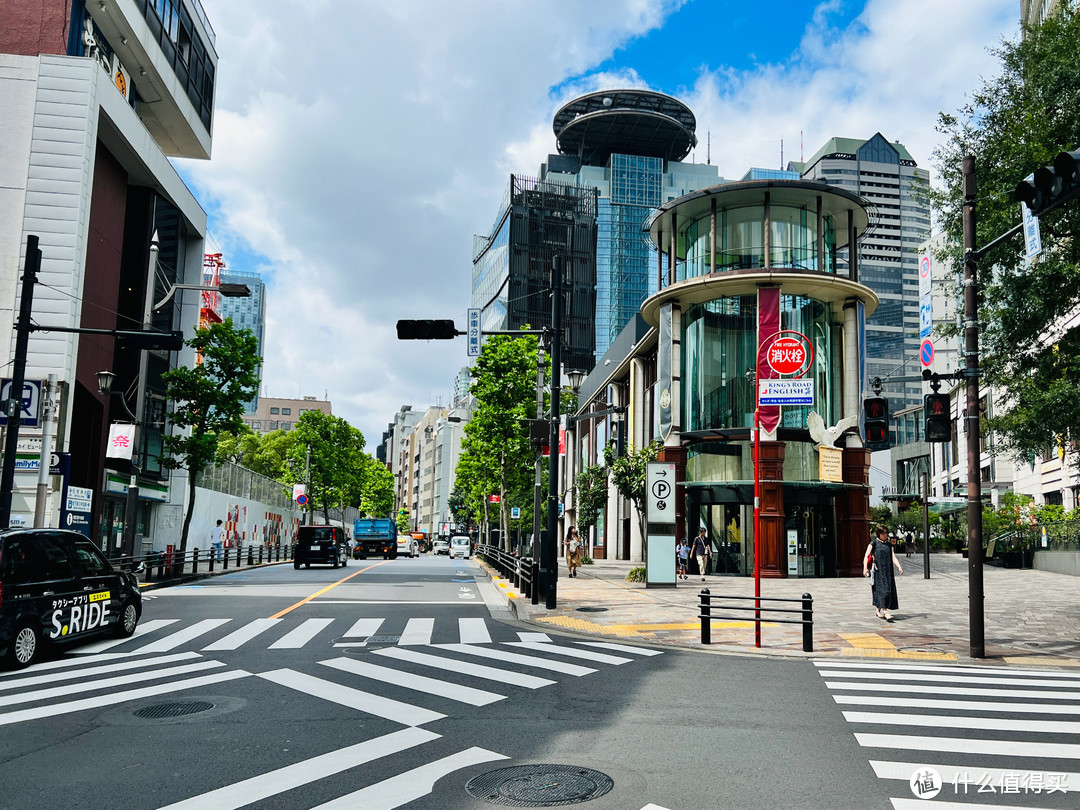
<box><xmin>815</xmin><ymin>660</ymin><xmax>1080</xmax><ymax>679</ymax></box>
<box><xmin>434</xmin><ymin>644</ymin><xmax>596</xmax><ymax>676</ymax></box>
<box><xmin>458</xmin><ymin>618</ymin><xmax>491</xmax><ymax>644</ymax></box>
<box><xmin>824</xmin><ymin>681</ymin><xmax>1080</xmax><ymax>701</ymax></box>
<box><xmin>343</xmin><ymin>618</ymin><xmax>385</xmax><ymax>638</ymax></box>
<box><xmin>833</xmin><ymin>693</ymin><xmax>1080</xmax><ymax>714</ymax></box>
<box><xmin>202</xmin><ymin>618</ymin><xmax>282</xmax><ymax>651</ymax></box>
<box><xmin>0</xmin><ymin>650</ymin><xmax>136</xmax><ymax>676</ymax></box>
<box><xmin>72</xmin><ymin>619</ymin><xmax>180</xmax><ymax>654</ymax></box>
<box><xmin>820</xmin><ymin>669</ymin><xmax>1080</xmax><ymax>688</ymax></box>
<box><xmin>516</xmin><ymin>632</ymin><xmax>551</xmax><ymax>643</ymax></box>
<box><xmin>267</xmin><ymin>618</ymin><xmax>334</xmax><ymax>649</ymax></box>
<box><xmin>505</xmin><ymin>642</ymin><xmax>632</xmax><ymax>666</ymax></box>
<box><xmin>399</xmin><ymin>618</ymin><xmax>434</xmax><ymax>646</ymax></box>
<box><xmin>855</xmin><ymin>732</ymin><xmax>1080</xmax><ymax>759</ymax></box>
<box><xmin>0</xmin><ymin>661</ymin><xmax>225</xmax><ymax>708</ymax></box>
<box><xmin>310</xmin><ymin>746</ymin><xmax>508</xmax><ymax>810</ymax></box>
<box><xmin>154</xmin><ymin>727</ymin><xmax>440</xmax><ymax>810</ymax></box>
<box><xmin>130</xmin><ymin>619</ymin><xmax>232</xmax><ymax>654</ymax></box>
<box><xmin>0</xmin><ymin>670</ymin><xmax>251</xmax><ymax>727</ymax></box>
<box><xmin>576</xmin><ymin>641</ymin><xmax>664</xmax><ymax>657</ymax></box>
<box><xmin>320</xmin><ymin>657</ymin><xmax>505</xmax><ymax>707</ymax></box>
<box><xmin>842</xmin><ymin>710</ymin><xmax>1080</xmax><ymax>735</ymax></box>
<box><xmin>890</xmin><ymin>799</ymin><xmax>1058</xmax><ymax>810</ymax></box>
<box><xmin>870</xmin><ymin>759</ymin><xmax>1080</xmax><ymax>787</ymax></box>
<box><xmin>0</xmin><ymin>652</ymin><xmax>202</xmax><ymax>691</ymax></box>
<box><xmin>372</xmin><ymin>648</ymin><xmax>554</xmax><ymax>689</ymax></box>
<box><xmin>256</xmin><ymin>668</ymin><xmax>444</xmax><ymax>726</ymax></box>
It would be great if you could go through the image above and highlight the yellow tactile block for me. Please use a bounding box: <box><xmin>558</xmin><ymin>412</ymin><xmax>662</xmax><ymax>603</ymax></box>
<box><xmin>840</xmin><ymin>632</ymin><xmax>897</xmax><ymax>650</ymax></box>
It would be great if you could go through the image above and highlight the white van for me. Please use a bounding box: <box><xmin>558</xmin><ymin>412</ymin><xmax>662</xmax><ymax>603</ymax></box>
<box><xmin>449</xmin><ymin>535</ymin><xmax>471</xmax><ymax>559</ymax></box>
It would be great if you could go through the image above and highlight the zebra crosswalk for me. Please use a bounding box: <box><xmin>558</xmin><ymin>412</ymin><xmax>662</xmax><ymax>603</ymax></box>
<box><xmin>72</xmin><ymin>614</ymin><xmax>539</xmax><ymax>655</ymax></box>
<box><xmin>815</xmin><ymin>659</ymin><xmax>1080</xmax><ymax>808</ymax></box>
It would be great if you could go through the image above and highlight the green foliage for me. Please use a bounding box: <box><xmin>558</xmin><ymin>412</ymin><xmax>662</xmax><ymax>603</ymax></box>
<box><xmin>162</xmin><ymin>320</ymin><xmax>260</xmax><ymax>550</ymax></box>
<box><xmin>605</xmin><ymin>439</ymin><xmax>661</xmax><ymax>538</ymax></box>
<box><xmin>626</xmin><ymin>566</ymin><xmax>646</xmax><ymax>583</ymax></box>
<box><xmin>289</xmin><ymin>410</ymin><xmax>367</xmax><ymax>519</ymax></box>
<box><xmin>574</xmin><ymin>463</ymin><xmax>608</xmax><ymax>533</ymax></box>
<box><xmin>931</xmin><ymin>8</ymin><xmax>1080</xmax><ymax>463</ymax></box>
<box><xmin>397</xmin><ymin>509</ymin><xmax>410</xmax><ymax>535</ymax></box>
<box><xmin>360</xmin><ymin>458</ymin><xmax>394</xmax><ymax>518</ymax></box>
<box><xmin>868</xmin><ymin>504</ymin><xmax>894</xmax><ymax>530</ymax></box>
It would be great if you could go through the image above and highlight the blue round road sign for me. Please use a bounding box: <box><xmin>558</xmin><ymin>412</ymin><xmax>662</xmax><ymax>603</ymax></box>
<box><xmin>920</xmin><ymin>339</ymin><xmax>934</xmax><ymax>367</ymax></box>
<box><xmin>296</xmin><ymin>493</ymin><xmax>308</xmax><ymax>506</ymax></box>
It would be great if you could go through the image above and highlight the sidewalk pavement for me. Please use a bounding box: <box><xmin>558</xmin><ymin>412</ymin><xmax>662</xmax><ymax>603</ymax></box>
<box><xmin>482</xmin><ymin>552</ymin><xmax>1080</xmax><ymax>667</ymax></box>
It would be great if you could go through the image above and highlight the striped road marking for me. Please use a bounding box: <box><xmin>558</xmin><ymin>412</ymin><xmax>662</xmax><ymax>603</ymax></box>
<box><xmin>267</xmin><ymin>618</ymin><xmax>334</xmax><ymax>649</ymax></box>
<box><xmin>371</xmin><ymin>648</ymin><xmax>554</xmax><ymax>689</ymax></box>
<box><xmin>319</xmin><ymin>657</ymin><xmax>505</xmax><ymax>706</ymax></box>
<box><xmin>73</xmin><ymin>619</ymin><xmax>180</xmax><ymax>654</ymax></box>
<box><xmin>399</xmin><ymin>618</ymin><xmax>434</xmax><ymax>646</ymax></box>
<box><xmin>433</xmin><ymin>644</ymin><xmax>596</xmax><ymax>676</ymax></box>
<box><xmin>505</xmin><ymin>642</ymin><xmax>632</xmax><ymax>666</ymax></box>
<box><xmin>131</xmin><ymin>619</ymin><xmax>231</xmax><ymax>654</ymax></box>
<box><xmin>203</xmin><ymin>618</ymin><xmax>282</xmax><ymax>651</ymax></box>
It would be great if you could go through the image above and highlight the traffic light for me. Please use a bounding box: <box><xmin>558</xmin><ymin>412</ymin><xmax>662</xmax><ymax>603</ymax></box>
<box><xmin>1014</xmin><ymin>149</ymin><xmax>1080</xmax><ymax>218</ymax></box>
<box><xmin>115</xmin><ymin>329</ymin><xmax>185</xmax><ymax>351</ymax></box>
<box><xmin>396</xmin><ymin>319</ymin><xmax>458</xmax><ymax>340</ymax></box>
<box><xmin>862</xmin><ymin>395</ymin><xmax>890</xmax><ymax>451</ymax></box>
<box><xmin>924</xmin><ymin>392</ymin><xmax>951</xmax><ymax>443</ymax></box>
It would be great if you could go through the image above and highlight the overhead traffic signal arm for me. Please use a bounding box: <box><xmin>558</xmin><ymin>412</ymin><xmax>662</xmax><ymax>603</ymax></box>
<box><xmin>396</xmin><ymin>319</ymin><xmax>461</xmax><ymax>340</ymax></box>
<box><xmin>1014</xmin><ymin>149</ymin><xmax>1080</xmax><ymax>218</ymax></box>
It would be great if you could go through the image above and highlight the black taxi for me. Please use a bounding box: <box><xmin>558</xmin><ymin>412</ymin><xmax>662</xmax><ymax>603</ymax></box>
<box><xmin>293</xmin><ymin>525</ymin><xmax>348</xmax><ymax>569</ymax></box>
<box><xmin>0</xmin><ymin>529</ymin><xmax>142</xmax><ymax>668</ymax></box>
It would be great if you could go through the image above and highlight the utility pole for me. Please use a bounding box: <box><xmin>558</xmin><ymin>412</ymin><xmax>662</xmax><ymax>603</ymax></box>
<box><xmin>921</xmin><ymin>472</ymin><xmax>930</xmax><ymax>579</ymax></box>
<box><xmin>962</xmin><ymin>156</ymin><xmax>985</xmax><ymax>659</ymax></box>
<box><xmin>304</xmin><ymin>443</ymin><xmax>312</xmax><ymax>526</ymax></box>
<box><xmin>0</xmin><ymin>235</ymin><xmax>41</xmax><ymax>529</ymax></box>
<box><xmin>33</xmin><ymin>373</ymin><xmax>57</xmax><ymax>528</ymax></box>
<box><xmin>544</xmin><ymin>255</ymin><xmax>564</xmax><ymax>610</ymax></box>
<box><xmin>532</xmin><ymin>344</ymin><xmax>545</xmax><ymax>565</ymax></box>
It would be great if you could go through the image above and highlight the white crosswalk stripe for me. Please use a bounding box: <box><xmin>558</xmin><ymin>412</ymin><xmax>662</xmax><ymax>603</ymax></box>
<box><xmin>815</xmin><ymin>659</ymin><xmax>1080</xmax><ymax>806</ymax></box>
<box><xmin>371</xmin><ymin>646</ymin><xmax>556</xmax><ymax>689</ymax></box>
<box><xmin>74</xmin><ymin>618</ymin><xmax>180</xmax><ymax>654</ymax></box>
<box><xmin>131</xmin><ymin>618</ymin><xmax>232</xmax><ymax>653</ymax></box>
<box><xmin>202</xmin><ymin>618</ymin><xmax>282</xmax><ymax>650</ymax></box>
<box><xmin>433</xmin><ymin>643</ymin><xmax>597</xmax><ymax>676</ymax></box>
<box><xmin>505</xmin><ymin>641</ymin><xmax>632</xmax><ymax>666</ymax></box>
<box><xmin>267</xmin><ymin>617</ymin><xmax>334</xmax><ymax>649</ymax></box>
<box><xmin>319</xmin><ymin>657</ymin><xmax>505</xmax><ymax>706</ymax></box>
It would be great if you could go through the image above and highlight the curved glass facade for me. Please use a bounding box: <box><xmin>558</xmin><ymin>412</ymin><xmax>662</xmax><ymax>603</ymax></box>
<box><xmin>682</xmin><ymin>293</ymin><xmax>844</xmax><ymax>434</ymax></box>
<box><xmin>678</xmin><ymin>202</ymin><xmax>839</xmax><ymax>281</ymax></box>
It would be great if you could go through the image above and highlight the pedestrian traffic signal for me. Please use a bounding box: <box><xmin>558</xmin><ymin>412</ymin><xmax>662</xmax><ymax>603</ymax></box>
<box><xmin>1014</xmin><ymin>149</ymin><xmax>1080</xmax><ymax>218</ymax></box>
<box><xmin>862</xmin><ymin>395</ymin><xmax>890</xmax><ymax>451</ymax></box>
<box><xmin>396</xmin><ymin>319</ymin><xmax>459</xmax><ymax>340</ymax></box>
<box><xmin>924</xmin><ymin>392</ymin><xmax>951</xmax><ymax>443</ymax></box>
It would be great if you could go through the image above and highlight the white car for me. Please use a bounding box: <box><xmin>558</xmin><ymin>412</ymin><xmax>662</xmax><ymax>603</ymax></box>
<box><xmin>432</xmin><ymin>539</ymin><xmax>450</xmax><ymax>555</ymax></box>
<box><xmin>449</xmin><ymin>535</ymin><xmax>471</xmax><ymax>559</ymax></box>
<box><xmin>396</xmin><ymin>535</ymin><xmax>419</xmax><ymax>558</ymax></box>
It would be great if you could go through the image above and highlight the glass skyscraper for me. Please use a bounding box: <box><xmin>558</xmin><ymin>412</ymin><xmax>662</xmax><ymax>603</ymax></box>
<box><xmin>217</xmin><ymin>270</ymin><xmax>266</xmax><ymax>412</ymax></box>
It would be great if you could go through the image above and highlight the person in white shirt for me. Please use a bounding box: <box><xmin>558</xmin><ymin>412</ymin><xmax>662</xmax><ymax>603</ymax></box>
<box><xmin>210</xmin><ymin>519</ymin><xmax>225</xmax><ymax>561</ymax></box>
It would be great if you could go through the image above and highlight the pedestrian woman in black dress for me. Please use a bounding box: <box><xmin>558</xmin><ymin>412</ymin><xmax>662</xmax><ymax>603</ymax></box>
<box><xmin>862</xmin><ymin>524</ymin><xmax>903</xmax><ymax>621</ymax></box>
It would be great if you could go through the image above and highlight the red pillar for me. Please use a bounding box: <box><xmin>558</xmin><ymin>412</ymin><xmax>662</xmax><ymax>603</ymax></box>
<box><xmin>758</xmin><ymin>441</ymin><xmax>786</xmax><ymax>577</ymax></box>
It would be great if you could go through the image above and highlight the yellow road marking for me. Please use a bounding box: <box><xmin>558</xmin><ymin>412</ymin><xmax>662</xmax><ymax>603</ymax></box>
<box><xmin>840</xmin><ymin>632</ymin><xmax>897</xmax><ymax>650</ymax></box>
<box><xmin>1003</xmin><ymin>656</ymin><xmax>1080</xmax><ymax>667</ymax></box>
<box><xmin>841</xmin><ymin>647</ymin><xmax>957</xmax><ymax>661</ymax></box>
<box><xmin>269</xmin><ymin>561</ymin><xmax>388</xmax><ymax>619</ymax></box>
<box><xmin>534</xmin><ymin>616</ymin><xmax>780</xmax><ymax>637</ymax></box>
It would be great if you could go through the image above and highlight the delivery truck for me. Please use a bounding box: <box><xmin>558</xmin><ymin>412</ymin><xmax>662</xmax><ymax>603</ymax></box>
<box><xmin>353</xmin><ymin>518</ymin><xmax>397</xmax><ymax>559</ymax></box>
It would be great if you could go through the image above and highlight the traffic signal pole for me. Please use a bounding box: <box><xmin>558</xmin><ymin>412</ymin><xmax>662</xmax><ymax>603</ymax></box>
<box><xmin>544</xmin><ymin>255</ymin><xmax>563</xmax><ymax>611</ymax></box>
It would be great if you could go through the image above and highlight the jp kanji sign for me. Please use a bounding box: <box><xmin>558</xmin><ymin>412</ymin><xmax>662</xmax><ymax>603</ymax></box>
<box><xmin>763</xmin><ymin>332</ymin><xmax>813</xmax><ymax>377</ymax></box>
<box><xmin>106</xmin><ymin>424</ymin><xmax>135</xmax><ymax>460</ymax></box>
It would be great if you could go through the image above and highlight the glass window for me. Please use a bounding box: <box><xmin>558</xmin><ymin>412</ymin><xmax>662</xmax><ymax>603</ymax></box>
<box><xmin>2</xmin><ymin>538</ymin><xmax>42</xmax><ymax>584</ymax></box>
<box><xmin>281</xmin><ymin>408</ymin><xmax>291</xmax><ymax>415</ymax></box>
<box><xmin>73</xmin><ymin>538</ymin><xmax>112</xmax><ymax>576</ymax></box>
<box><xmin>270</xmin><ymin>407</ymin><xmax>279</xmax><ymax>415</ymax></box>
<box><xmin>36</xmin><ymin>533</ymin><xmax>78</xmax><ymax>580</ymax></box>
<box><xmin>269</xmin><ymin>421</ymin><xmax>279</xmax><ymax>431</ymax></box>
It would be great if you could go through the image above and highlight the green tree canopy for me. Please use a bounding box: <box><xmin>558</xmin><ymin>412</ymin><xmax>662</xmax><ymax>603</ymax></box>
<box><xmin>162</xmin><ymin>319</ymin><xmax>260</xmax><ymax>550</ymax></box>
<box><xmin>605</xmin><ymin>439</ymin><xmax>661</xmax><ymax>549</ymax></box>
<box><xmin>289</xmin><ymin>410</ymin><xmax>367</xmax><ymax>521</ymax></box>
<box><xmin>932</xmin><ymin>8</ymin><xmax>1080</xmax><ymax>463</ymax></box>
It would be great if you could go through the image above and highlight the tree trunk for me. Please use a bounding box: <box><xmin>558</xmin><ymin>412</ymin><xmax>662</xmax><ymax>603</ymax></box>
<box><xmin>179</xmin><ymin>469</ymin><xmax>198</xmax><ymax>552</ymax></box>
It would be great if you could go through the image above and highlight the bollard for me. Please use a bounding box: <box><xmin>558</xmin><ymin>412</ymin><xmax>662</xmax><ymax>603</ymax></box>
<box><xmin>223</xmin><ymin>548</ymin><xmax>229</xmax><ymax>569</ymax></box>
<box><xmin>700</xmin><ymin>588</ymin><xmax>711</xmax><ymax>644</ymax></box>
<box><xmin>258</xmin><ymin>546</ymin><xmax>263</xmax><ymax>565</ymax></box>
<box><xmin>802</xmin><ymin>593</ymin><xmax>814</xmax><ymax>653</ymax></box>
<box><xmin>236</xmin><ymin>546</ymin><xmax>241</xmax><ymax>567</ymax></box>
<box><xmin>192</xmin><ymin>548</ymin><xmax>199</xmax><ymax>575</ymax></box>
<box><xmin>207</xmin><ymin>548</ymin><xmax>214</xmax><ymax>572</ymax></box>
<box><xmin>248</xmin><ymin>546</ymin><xmax>254</xmax><ymax>566</ymax></box>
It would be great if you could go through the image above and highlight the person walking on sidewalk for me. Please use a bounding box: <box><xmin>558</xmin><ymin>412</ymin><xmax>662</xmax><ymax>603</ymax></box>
<box><xmin>863</xmin><ymin>524</ymin><xmax>903</xmax><ymax>621</ymax></box>
<box><xmin>210</xmin><ymin>520</ymin><xmax>225</xmax><ymax>561</ymax></box>
<box><xmin>565</xmin><ymin>526</ymin><xmax>582</xmax><ymax>578</ymax></box>
<box><xmin>676</xmin><ymin>538</ymin><xmax>689</xmax><ymax>580</ymax></box>
<box><xmin>691</xmin><ymin>528</ymin><xmax>710</xmax><ymax>581</ymax></box>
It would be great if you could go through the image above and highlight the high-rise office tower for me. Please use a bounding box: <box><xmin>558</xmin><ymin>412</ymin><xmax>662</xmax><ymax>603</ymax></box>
<box><xmin>217</xmin><ymin>270</ymin><xmax>266</xmax><ymax>412</ymax></box>
<box><xmin>791</xmin><ymin>134</ymin><xmax>932</xmax><ymax>412</ymax></box>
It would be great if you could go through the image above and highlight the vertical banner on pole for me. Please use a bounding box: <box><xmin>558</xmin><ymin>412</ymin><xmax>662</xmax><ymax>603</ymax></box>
<box><xmin>757</xmin><ymin>287</ymin><xmax>781</xmax><ymax>434</ymax></box>
<box><xmin>657</xmin><ymin>303</ymin><xmax>672</xmax><ymax>441</ymax></box>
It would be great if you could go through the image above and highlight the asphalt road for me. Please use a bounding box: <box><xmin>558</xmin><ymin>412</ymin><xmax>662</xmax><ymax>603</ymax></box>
<box><xmin>0</xmin><ymin>555</ymin><xmax>1074</xmax><ymax>809</ymax></box>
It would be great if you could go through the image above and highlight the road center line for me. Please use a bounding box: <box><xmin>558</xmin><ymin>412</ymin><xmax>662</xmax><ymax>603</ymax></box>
<box><xmin>270</xmin><ymin>562</ymin><xmax>388</xmax><ymax>618</ymax></box>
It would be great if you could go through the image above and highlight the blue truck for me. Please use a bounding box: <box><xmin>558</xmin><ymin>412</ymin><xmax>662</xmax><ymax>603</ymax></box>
<box><xmin>353</xmin><ymin>518</ymin><xmax>397</xmax><ymax>559</ymax></box>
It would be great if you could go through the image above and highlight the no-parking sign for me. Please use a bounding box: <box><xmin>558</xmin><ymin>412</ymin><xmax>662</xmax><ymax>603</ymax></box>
<box><xmin>920</xmin><ymin>339</ymin><xmax>934</xmax><ymax>368</ymax></box>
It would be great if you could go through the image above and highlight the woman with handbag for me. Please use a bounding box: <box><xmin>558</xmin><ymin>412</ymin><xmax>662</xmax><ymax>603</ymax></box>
<box><xmin>862</xmin><ymin>524</ymin><xmax>903</xmax><ymax>621</ymax></box>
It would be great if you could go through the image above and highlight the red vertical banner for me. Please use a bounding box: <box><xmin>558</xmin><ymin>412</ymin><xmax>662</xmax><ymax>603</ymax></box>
<box><xmin>757</xmin><ymin>287</ymin><xmax>781</xmax><ymax>434</ymax></box>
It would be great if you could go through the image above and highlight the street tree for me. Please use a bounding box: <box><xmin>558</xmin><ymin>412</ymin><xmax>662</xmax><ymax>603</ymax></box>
<box><xmin>574</xmin><ymin>463</ymin><xmax>608</xmax><ymax>537</ymax></box>
<box><xmin>604</xmin><ymin>439</ymin><xmax>661</xmax><ymax>556</ymax></box>
<box><xmin>932</xmin><ymin>7</ymin><xmax>1080</xmax><ymax>463</ymax></box>
<box><xmin>289</xmin><ymin>411</ymin><xmax>367</xmax><ymax>521</ymax></box>
<box><xmin>456</xmin><ymin>333</ymin><xmax>538</xmax><ymax>548</ymax></box>
<box><xmin>162</xmin><ymin>320</ymin><xmax>260</xmax><ymax>551</ymax></box>
<box><xmin>360</xmin><ymin>457</ymin><xmax>394</xmax><ymax>518</ymax></box>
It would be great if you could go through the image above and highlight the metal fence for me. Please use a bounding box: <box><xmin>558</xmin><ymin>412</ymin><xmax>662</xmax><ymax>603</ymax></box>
<box><xmin>116</xmin><ymin>543</ymin><xmax>295</xmax><ymax>584</ymax></box>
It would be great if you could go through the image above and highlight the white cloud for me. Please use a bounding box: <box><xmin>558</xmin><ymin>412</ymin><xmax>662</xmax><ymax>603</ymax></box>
<box><xmin>179</xmin><ymin>0</ymin><xmax>1019</xmax><ymax>445</ymax></box>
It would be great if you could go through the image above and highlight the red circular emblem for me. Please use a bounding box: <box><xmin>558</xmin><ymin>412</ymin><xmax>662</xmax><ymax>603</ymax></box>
<box><xmin>765</xmin><ymin>336</ymin><xmax>811</xmax><ymax>376</ymax></box>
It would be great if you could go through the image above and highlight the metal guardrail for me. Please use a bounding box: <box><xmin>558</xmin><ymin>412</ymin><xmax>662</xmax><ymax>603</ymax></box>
<box><xmin>477</xmin><ymin>544</ymin><xmax>538</xmax><ymax>604</ymax></box>
<box><xmin>111</xmin><ymin>544</ymin><xmax>294</xmax><ymax>583</ymax></box>
<box><xmin>698</xmin><ymin>589</ymin><xmax>814</xmax><ymax>652</ymax></box>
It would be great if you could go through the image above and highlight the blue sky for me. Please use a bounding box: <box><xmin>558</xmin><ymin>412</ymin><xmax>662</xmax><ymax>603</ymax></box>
<box><xmin>180</xmin><ymin>0</ymin><xmax>1020</xmax><ymax>447</ymax></box>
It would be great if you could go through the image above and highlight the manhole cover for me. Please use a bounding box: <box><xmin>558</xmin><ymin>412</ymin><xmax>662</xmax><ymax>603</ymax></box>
<box><xmin>133</xmin><ymin>701</ymin><xmax>215</xmax><ymax>719</ymax></box>
<box><xmin>465</xmin><ymin>764</ymin><xmax>613</xmax><ymax>806</ymax></box>
<box><xmin>574</xmin><ymin>607</ymin><xmax>608</xmax><ymax>613</ymax></box>
<box><xmin>366</xmin><ymin>635</ymin><xmax>402</xmax><ymax>644</ymax></box>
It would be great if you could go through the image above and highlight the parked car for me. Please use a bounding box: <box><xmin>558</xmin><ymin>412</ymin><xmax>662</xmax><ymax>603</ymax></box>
<box><xmin>0</xmin><ymin>529</ymin><xmax>142</xmax><ymax>669</ymax></box>
<box><xmin>432</xmin><ymin>539</ymin><xmax>449</xmax><ymax>555</ymax></box>
<box><xmin>449</xmin><ymin>535</ymin><xmax>471</xmax><ymax>559</ymax></box>
<box><xmin>396</xmin><ymin>535</ymin><xmax>419</xmax><ymax>558</ymax></box>
<box><xmin>294</xmin><ymin>526</ymin><xmax>349</xmax><ymax>569</ymax></box>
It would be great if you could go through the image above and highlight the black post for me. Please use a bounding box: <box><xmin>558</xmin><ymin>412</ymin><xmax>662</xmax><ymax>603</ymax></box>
<box><xmin>192</xmin><ymin>548</ymin><xmax>199</xmax><ymax>574</ymax></box>
<box><xmin>0</xmin><ymin>236</ymin><xmax>41</xmax><ymax>529</ymax></box>
<box><xmin>922</xmin><ymin>472</ymin><xmax>931</xmax><ymax>579</ymax></box>
<box><xmin>700</xmin><ymin>588</ymin><xmax>711</xmax><ymax>644</ymax></box>
<box><xmin>802</xmin><ymin>593</ymin><xmax>813</xmax><ymax>653</ymax></box>
<box><xmin>962</xmin><ymin>156</ymin><xmax>985</xmax><ymax>659</ymax></box>
<box><xmin>544</xmin><ymin>255</ymin><xmax>564</xmax><ymax>610</ymax></box>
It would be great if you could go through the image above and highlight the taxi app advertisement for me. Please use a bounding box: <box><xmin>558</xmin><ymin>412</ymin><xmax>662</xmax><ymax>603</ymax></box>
<box><xmin>49</xmin><ymin>591</ymin><xmax>112</xmax><ymax>639</ymax></box>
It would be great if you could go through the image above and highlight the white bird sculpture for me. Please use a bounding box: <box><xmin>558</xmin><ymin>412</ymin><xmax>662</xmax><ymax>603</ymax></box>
<box><xmin>807</xmin><ymin>411</ymin><xmax>860</xmax><ymax>447</ymax></box>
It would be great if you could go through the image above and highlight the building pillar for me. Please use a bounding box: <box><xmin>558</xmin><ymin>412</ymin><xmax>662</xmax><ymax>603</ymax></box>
<box><xmin>837</xmin><ymin>447</ymin><xmax>871</xmax><ymax>576</ymax></box>
<box><xmin>657</xmin><ymin>444</ymin><xmax>687</xmax><ymax>549</ymax></box>
<box><xmin>758</xmin><ymin>440</ymin><xmax>786</xmax><ymax>577</ymax></box>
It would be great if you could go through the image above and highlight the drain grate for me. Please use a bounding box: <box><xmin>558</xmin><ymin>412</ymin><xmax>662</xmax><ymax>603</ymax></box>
<box><xmin>134</xmin><ymin>701</ymin><xmax>215</xmax><ymax>719</ymax></box>
<box><xmin>465</xmin><ymin>764</ymin><xmax>614</xmax><ymax>806</ymax></box>
<box><xmin>574</xmin><ymin>607</ymin><xmax>608</xmax><ymax>613</ymax></box>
